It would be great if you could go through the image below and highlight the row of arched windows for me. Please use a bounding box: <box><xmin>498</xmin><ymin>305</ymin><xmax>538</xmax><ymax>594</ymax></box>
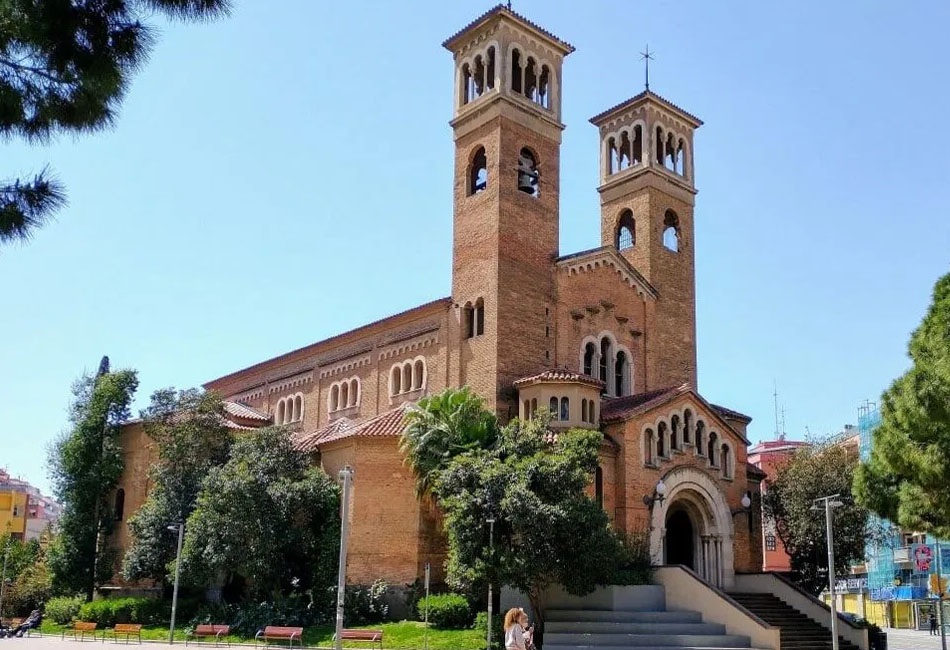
<box><xmin>603</xmin><ymin>124</ymin><xmax>690</xmax><ymax>179</ymax></box>
<box><xmin>582</xmin><ymin>335</ymin><xmax>632</xmax><ymax>397</ymax></box>
<box><xmin>461</xmin><ymin>46</ymin><xmax>496</xmax><ymax>105</ymax></box>
<box><xmin>655</xmin><ymin>125</ymin><xmax>688</xmax><ymax>177</ymax></box>
<box><xmin>467</xmin><ymin>146</ymin><xmax>540</xmax><ymax>198</ymax></box>
<box><xmin>390</xmin><ymin>357</ymin><xmax>427</xmax><ymax>396</ymax></box>
<box><xmin>276</xmin><ymin>393</ymin><xmax>304</xmax><ymax>424</ymax></box>
<box><xmin>329</xmin><ymin>379</ymin><xmax>359</xmax><ymax>413</ymax></box>
<box><xmin>511</xmin><ymin>48</ymin><xmax>552</xmax><ymax>109</ymax></box>
<box><xmin>463</xmin><ymin>298</ymin><xmax>485</xmax><ymax>338</ymax></box>
<box><xmin>458</xmin><ymin>46</ymin><xmax>554</xmax><ymax>112</ymax></box>
<box><xmin>607</xmin><ymin>125</ymin><xmax>644</xmax><ymax>175</ymax></box>
<box><xmin>642</xmin><ymin>409</ymin><xmax>734</xmax><ymax>478</ymax></box>
<box><xmin>521</xmin><ymin>396</ymin><xmax>598</xmax><ymax>424</ymax></box>
<box><xmin>580</xmin><ymin>398</ymin><xmax>597</xmax><ymax>424</ymax></box>
<box><xmin>613</xmin><ymin>208</ymin><xmax>681</xmax><ymax>254</ymax></box>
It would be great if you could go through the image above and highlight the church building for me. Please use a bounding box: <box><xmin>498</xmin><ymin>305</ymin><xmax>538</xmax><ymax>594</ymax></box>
<box><xmin>111</xmin><ymin>5</ymin><xmax>764</xmax><ymax>594</ymax></box>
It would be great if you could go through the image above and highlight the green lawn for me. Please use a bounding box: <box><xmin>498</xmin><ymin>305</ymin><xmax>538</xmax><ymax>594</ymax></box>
<box><xmin>39</xmin><ymin>620</ymin><xmax>484</xmax><ymax>650</ymax></box>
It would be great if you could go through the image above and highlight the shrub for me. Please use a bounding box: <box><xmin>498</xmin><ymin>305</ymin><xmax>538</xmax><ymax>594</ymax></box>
<box><xmin>344</xmin><ymin>579</ymin><xmax>389</xmax><ymax>626</ymax></box>
<box><xmin>77</xmin><ymin>597</ymin><xmax>172</xmax><ymax>626</ymax></box>
<box><xmin>419</xmin><ymin>593</ymin><xmax>472</xmax><ymax>629</ymax></box>
<box><xmin>472</xmin><ymin>611</ymin><xmax>503</xmax><ymax>650</ymax></box>
<box><xmin>45</xmin><ymin>596</ymin><xmax>85</xmax><ymax>624</ymax></box>
<box><xmin>611</xmin><ymin>528</ymin><xmax>653</xmax><ymax>586</ymax></box>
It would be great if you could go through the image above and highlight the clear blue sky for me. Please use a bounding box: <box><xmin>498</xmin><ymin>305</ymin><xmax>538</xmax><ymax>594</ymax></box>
<box><xmin>3</xmin><ymin>1</ymin><xmax>949</xmax><ymax>496</ymax></box>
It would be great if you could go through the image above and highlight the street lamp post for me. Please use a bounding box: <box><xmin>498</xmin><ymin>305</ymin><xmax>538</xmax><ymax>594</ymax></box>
<box><xmin>486</xmin><ymin>517</ymin><xmax>495</xmax><ymax>650</ymax></box>
<box><xmin>167</xmin><ymin>522</ymin><xmax>185</xmax><ymax>644</ymax></box>
<box><xmin>0</xmin><ymin>544</ymin><xmax>10</xmax><ymax>621</ymax></box>
<box><xmin>813</xmin><ymin>495</ymin><xmax>843</xmax><ymax>650</ymax></box>
<box><xmin>334</xmin><ymin>466</ymin><xmax>354</xmax><ymax>650</ymax></box>
<box><xmin>936</xmin><ymin>540</ymin><xmax>947</xmax><ymax>650</ymax></box>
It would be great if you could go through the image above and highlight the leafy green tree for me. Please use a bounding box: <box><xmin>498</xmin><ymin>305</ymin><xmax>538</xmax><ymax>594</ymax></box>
<box><xmin>1</xmin><ymin>0</ymin><xmax>230</xmax><ymax>247</ymax></box>
<box><xmin>762</xmin><ymin>443</ymin><xmax>869</xmax><ymax>595</ymax></box>
<box><xmin>435</xmin><ymin>416</ymin><xmax>627</xmax><ymax>626</ymax></box>
<box><xmin>180</xmin><ymin>427</ymin><xmax>340</xmax><ymax>601</ymax></box>
<box><xmin>400</xmin><ymin>387</ymin><xmax>498</xmax><ymax>496</ymax></box>
<box><xmin>0</xmin><ymin>536</ymin><xmax>46</xmax><ymax>617</ymax></box>
<box><xmin>48</xmin><ymin>358</ymin><xmax>138</xmax><ymax>598</ymax></box>
<box><xmin>123</xmin><ymin>388</ymin><xmax>232</xmax><ymax>583</ymax></box>
<box><xmin>854</xmin><ymin>272</ymin><xmax>950</xmax><ymax>537</ymax></box>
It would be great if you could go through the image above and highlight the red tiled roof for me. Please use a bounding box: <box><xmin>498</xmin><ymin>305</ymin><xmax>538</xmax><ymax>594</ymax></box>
<box><xmin>589</xmin><ymin>90</ymin><xmax>703</xmax><ymax>127</ymax></box>
<box><xmin>294</xmin><ymin>418</ymin><xmax>354</xmax><ymax>453</ymax></box>
<box><xmin>710</xmin><ymin>404</ymin><xmax>752</xmax><ymax>423</ymax></box>
<box><xmin>600</xmin><ymin>385</ymin><xmax>687</xmax><ymax>424</ymax></box>
<box><xmin>513</xmin><ymin>369</ymin><xmax>605</xmax><ymax>389</ymax></box>
<box><xmin>747</xmin><ymin>463</ymin><xmax>768</xmax><ymax>481</ymax></box>
<box><xmin>304</xmin><ymin>403</ymin><xmax>414</xmax><ymax>448</ymax></box>
<box><xmin>223</xmin><ymin>401</ymin><xmax>270</xmax><ymax>422</ymax></box>
<box><xmin>442</xmin><ymin>4</ymin><xmax>575</xmax><ymax>54</ymax></box>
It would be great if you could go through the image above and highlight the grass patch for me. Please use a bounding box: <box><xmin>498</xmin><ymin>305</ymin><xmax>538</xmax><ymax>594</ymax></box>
<box><xmin>39</xmin><ymin>620</ymin><xmax>484</xmax><ymax>649</ymax></box>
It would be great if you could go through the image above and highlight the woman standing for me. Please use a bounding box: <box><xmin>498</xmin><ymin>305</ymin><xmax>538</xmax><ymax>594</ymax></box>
<box><xmin>504</xmin><ymin>608</ymin><xmax>533</xmax><ymax>650</ymax></box>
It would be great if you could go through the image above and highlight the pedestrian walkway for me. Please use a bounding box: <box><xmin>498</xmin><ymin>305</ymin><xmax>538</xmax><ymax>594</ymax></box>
<box><xmin>884</xmin><ymin>627</ymin><xmax>948</xmax><ymax>650</ymax></box>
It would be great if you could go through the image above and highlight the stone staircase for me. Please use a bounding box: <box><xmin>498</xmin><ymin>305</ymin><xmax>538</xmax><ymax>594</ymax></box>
<box><xmin>728</xmin><ymin>592</ymin><xmax>861</xmax><ymax>650</ymax></box>
<box><xmin>543</xmin><ymin>603</ymin><xmax>762</xmax><ymax>650</ymax></box>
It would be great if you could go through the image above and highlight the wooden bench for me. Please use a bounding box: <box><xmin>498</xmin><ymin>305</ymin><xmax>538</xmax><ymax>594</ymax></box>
<box><xmin>255</xmin><ymin>626</ymin><xmax>304</xmax><ymax>648</ymax></box>
<box><xmin>62</xmin><ymin>621</ymin><xmax>98</xmax><ymax>641</ymax></box>
<box><xmin>335</xmin><ymin>629</ymin><xmax>383</xmax><ymax>649</ymax></box>
<box><xmin>186</xmin><ymin>624</ymin><xmax>231</xmax><ymax>646</ymax></box>
<box><xmin>103</xmin><ymin>623</ymin><xmax>142</xmax><ymax>644</ymax></box>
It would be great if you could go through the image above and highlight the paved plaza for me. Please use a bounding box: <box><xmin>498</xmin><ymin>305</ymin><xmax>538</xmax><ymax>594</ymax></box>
<box><xmin>881</xmin><ymin>628</ymin><xmax>949</xmax><ymax>650</ymax></box>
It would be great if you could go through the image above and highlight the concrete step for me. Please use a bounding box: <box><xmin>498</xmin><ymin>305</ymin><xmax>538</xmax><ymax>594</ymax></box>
<box><xmin>546</xmin><ymin>609</ymin><xmax>704</xmax><ymax>623</ymax></box>
<box><xmin>545</xmin><ymin>646</ymin><xmax>767</xmax><ymax>650</ymax></box>
<box><xmin>545</xmin><ymin>621</ymin><xmax>727</xmax><ymax>635</ymax></box>
<box><xmin>543</xmin><ymin>632</ymin><xmax>751</xmax><ymax>647</ymax></box>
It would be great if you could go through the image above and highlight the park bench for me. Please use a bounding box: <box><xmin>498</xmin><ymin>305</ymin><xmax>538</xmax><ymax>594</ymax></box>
<box><xmin>335</xmin><ymin>629</ymin><xmax>383</xmax><ymax>649</ymax></box>
<box><xmin>103</xmin><ymin>623</ymin><xmax>143</xmax><ymax>644</ymax></box>
<box><xmin>186</xmin><ymin>624</ymin><xmax>231</xmax><ymax>646</ymax></box>
<box><xmin>255</xmin><ymin>626</ymin><xmax>304</xmax><ymax>648</ymax></box>
<box><xmin>62</xmin><ymin>621</ymin><xmax>98</xmax><ymax>641</ymax></box>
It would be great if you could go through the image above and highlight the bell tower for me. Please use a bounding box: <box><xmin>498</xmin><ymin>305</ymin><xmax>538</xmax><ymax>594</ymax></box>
<box><xmin>443</xmin><ymin>6</ymin><xmax>573</xmax><ymax>416</ymax></box>
<box><xmin>590</xmin><ymin>92</ymin><xmax>702</xmax><ymax>389</ymax></box>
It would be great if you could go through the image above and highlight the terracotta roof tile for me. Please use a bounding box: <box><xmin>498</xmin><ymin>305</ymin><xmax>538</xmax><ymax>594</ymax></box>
<box><xmin>513</xmin><ymin>369</ymin><xmax>605</xmax><ymax>389</ymax></box>
<box><xmin>442</xmin><ymin>5</ymin><xmax>574</xmax><ymax>54</ymax></box>
<box><xmin>710</xmin><ymin>403</ymin><xmax>752</xmax><ymax>423</ymax></box>
<box><xmin>223</xmin><ymin>401</ymin><xmax>270</xmax><ymax>422</ymax></box>
<box><xmin>310</xmin><ymin>403</ymin><xmax>414</xmax><ymax>447</ymax></box>
<box><xmin>294</xmin><ymin>418</ymin><xmax>354</xmax><ymax>453</ymax></box>
<box><xmin>600</xmin><ymin>384</ymin><xmax>688</xmax><ymax>424</ymax></box>
<box><xmin>589</xmin><ymin>90</ymin><xmax>703</xmax><ymax>127</ymax></box>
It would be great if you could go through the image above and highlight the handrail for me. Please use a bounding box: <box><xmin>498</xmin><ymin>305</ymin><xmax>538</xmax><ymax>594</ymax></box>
<box><xmin>659</xmin><ymin>564</ymin><xmax>776</xmax><ymax>629</ymax></box>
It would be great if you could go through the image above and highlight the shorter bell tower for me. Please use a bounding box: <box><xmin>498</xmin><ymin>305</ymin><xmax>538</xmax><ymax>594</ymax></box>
<box><xmin>590</xmin><ymin>92</ymin><xmax>702</xmax><ymax>389</ymax></box>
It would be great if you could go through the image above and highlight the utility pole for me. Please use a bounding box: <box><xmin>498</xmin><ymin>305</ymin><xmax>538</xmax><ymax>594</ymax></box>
<box><xmin>486</xmin><ymin>517</ymin><xmax>495</xmax><ymax>650</ymax></box>
<box><xmin>0</xmin><ymin>544</ymin><xmax>9</xmax><ymax>621</ymax></box>
<box><xmin>167</xmin><ymin>522</ymin><xmax>185</xmax><ymax>644</ymax></box>
<box><xmin>334</xmin><ymin>466</ymin><xmax>354</xmax><ymax>650</ymax></box>
<box><xmin>813</xmin><ymin>495</ymin><xmax>843</xmax><ymax>650</ymax></box>
<box><xmin>936</xmin><ymin>540</ymin><xmax>947</xmax><ymax>650</ymax></box>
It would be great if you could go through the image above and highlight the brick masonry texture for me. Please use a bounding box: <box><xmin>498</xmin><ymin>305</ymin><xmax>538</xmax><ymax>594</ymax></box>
<box><xmin>106</xmin><ymin>9</ymin><xmax>761</xmax><ymax>591</ymax></box>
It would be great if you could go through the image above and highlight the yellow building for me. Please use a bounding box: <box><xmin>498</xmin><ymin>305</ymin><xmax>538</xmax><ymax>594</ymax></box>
<box><xmin>0</xmin><ymin>489</ymin><xmax>28</xmax><ymax>540</ymax></box>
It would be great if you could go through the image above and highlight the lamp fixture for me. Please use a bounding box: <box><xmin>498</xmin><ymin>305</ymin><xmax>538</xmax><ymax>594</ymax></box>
<box><xmin>642</xmin><ymin>479</ymin><xmax>666</xmax><ymax>508</ymax></box>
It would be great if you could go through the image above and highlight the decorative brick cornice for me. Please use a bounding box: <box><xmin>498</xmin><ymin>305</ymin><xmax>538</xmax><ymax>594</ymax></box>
<box><xmin>556</xmin><ymin>247</ymin><xmax>658</xmax><ymax>300</ymax></box>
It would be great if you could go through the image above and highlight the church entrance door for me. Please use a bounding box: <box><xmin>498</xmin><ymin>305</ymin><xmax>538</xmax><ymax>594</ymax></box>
<box><xmin>665</xmin><ymin>508</ymin><xmax>695</xmax><ymax>569</ymax></box>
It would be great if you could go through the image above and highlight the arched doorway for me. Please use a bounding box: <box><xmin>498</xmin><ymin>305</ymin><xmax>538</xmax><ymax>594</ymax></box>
<box><xmin>665</xmin><ymin>508</ymin><xmax>695</xmax><ymax>569</ymax></box>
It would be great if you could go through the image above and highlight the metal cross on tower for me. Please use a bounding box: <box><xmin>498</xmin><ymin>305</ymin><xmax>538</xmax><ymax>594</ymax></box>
<box><xmin>640</xmin><ymin>45</ymin><xmax>655</xmax><ymax>91</ymax></box>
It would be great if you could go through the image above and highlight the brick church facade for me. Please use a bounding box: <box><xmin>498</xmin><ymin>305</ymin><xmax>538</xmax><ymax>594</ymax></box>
<box><xmin>111</xmin><ymin>5</ymin><xmax>764</xmax><ymax>593</ymax></box>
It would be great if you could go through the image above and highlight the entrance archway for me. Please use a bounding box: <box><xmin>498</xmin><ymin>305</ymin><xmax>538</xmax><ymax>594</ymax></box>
<box><xmin>665</xmin><ymin>508</ymin><xmax>695</xmax><ymax>569</ymax></box>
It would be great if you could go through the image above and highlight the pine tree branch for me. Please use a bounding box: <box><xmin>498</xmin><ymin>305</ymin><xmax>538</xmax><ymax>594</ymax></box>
<box><xmin>0</xmin><ymin>169</ymin><xmax>66</xmax><ymax>246</ymax></box>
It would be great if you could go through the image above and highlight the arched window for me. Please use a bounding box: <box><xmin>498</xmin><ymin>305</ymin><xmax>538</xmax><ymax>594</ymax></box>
<box><xmin>671</xmin><ymin>415</ymin><xmax>681</xmax><ymax>451</ymax></box>
<box><xmin>616</xmin><ymin>209</ymin><xmax>635</xmax><ymax>251</ymax></box>
<box><xmin>474</xmin><ymin>298</ymin><xmax>485</xmax><ymax>336</ymax></box>
<box><xmin>391</xmin><ymin>366</ymin><xmax>401</xmax><ymax>395</ymax></box>
<box><xmin>666</xmin><ymin>132</ymin><xmax>677</xmax><ymax>171</ymax></box>
<box><xmin>469</xmin><ymin>147</ymin><xmax>487</xmax><ymax>195</ymax></box>
<box><xmin>589</xmin><ymin>401</ymin><xmax>596</xmax><ymax>423</ymax></box>
<box><xmin>708</xmin><ymin>432</ymin><xmax>719</xmax><ymax>466</ymax></box>
<box><xmin>721</xmin><ymin>444</ymin><xmax>732</xmax><ymax>478</ymax></box>
<box><xmin>472</xmin><ymin>54</ymin><xmax>485</xmax><ymax>99</ymax></box>
<box><xmin>517</xmin><ymin>148</ymin><xmax>539</xmax><ymax>197</ymax></box>
<box><xmin>683</xmin><ymin>409</ymin><xmax>693</xmax><ymax>445</ymax></box>
<box><xmin>599</xmin><ymin>337</ymin><xmax>612</xmax><ymax>385</ymax></box>
<box><xmin>523</xmin><ymin>400</ymin><xmax>530</xmax><ymax>419</ymax></box>
<box><xmin>615</xmin><ymin>351</ymin><xmax>628</xmax><ymax>396</ymax></box>
<box><xmin>676</xmin><ymin>138</ymin><xmax>687</xmax><ymax>176</ymax></box>
<box><xmin>581</xmin><ymin>398</ymin><xmax>588</xmax><ymax>423</ymax></box>
<box><xmin>485</xmin><ymin>47</ymin><xmax>496</xmax><ymax>91</ymax></box>
<box><xmin>510</xmin><ymin>48</ymin><xmax>523</xmax><ymax>94</ymax></box>
<box><xmin>114</xmin><ymin>488</ymin><xmax>125</xmax><ymax>522</ymax></box>
<box><xmin>595</xmin><ymin>466</ymin><xmax>604</xmax><ymax>508</ymax></box>
<box><xmin>524</xmin><ymin>57</ymin><xmax>537</xmax><ymax>101</ymax></box>
<box><xmin>618</xmin><ymin>130</ymin><xmax>631</xmax><ymax>170</ymax></box>
<box><xmin>655</xmin><ymin>126</ymin><xmax>665</xmax><ymax>164</ymax></box>
<box><xmin>276</xmin><ymin>400</ymin><xmax>286</xmax><ymax>424</ymax></box>
<box><xmin>531</xmin><ymin>398</ymin><xmax>537</xmax><ymax>418</ymax></box>
<box><xmin>645</xmin><ymin>428</ymin><xmax>655</xmax><ymax>464</ymax></box>
<box><xmin>537</xmin><ymin>65</ymin><xmax>550</xmax><ymax>108</ymax></box>
<box><xmin>657</xmin><ymin>422</ymin><xmax>666</xmax><ymax>457</ymax></box>
<box><xmin>461</xmin><ymin>63</ymin><xmax>472</xmax><ymax>105</ymax></box>
<box><xmin>695</xmin><ymin>420</ymin><xmax>706</xmax><ymax>456</ymax></box>
<box><xmin>295</xmin><ymin>394</ymin><xmax>303</xmax><ymax>421</ymax></box>
<box><xmin>348</xmin><ymin>380</ymin><xmax>359</xmax><ymax>407</ymax></box>
<box><xmin>413</xmin><ymin>360</ymin><xmax>424</xmax><ymax>390</ymax></box>
<box><xmin>549</xmin><ymin>396</ymin><xmax>559</xmax><ymax>418</ymax></box>
<box><xmin>632</xmin><ymin>124</ymin><xmax>643</xmax><ymax>165</ymax></box>
<box><xmin>402</xmin><ymin>364</ymin><xmax>412</xmax><ymax>393</ymax></box>
<box><xmin>340</xmin><ymin>382</ymin><xmax>349</xmax><ymax>409</ymax></box>
<box><xmin>583</xmin><ymin>342</ymin><xmax>596</xmax><ymax>376</ymax></box>
<box><xmin>663</xmin><ymin>209</ymin><xmax>680</xmax><ymax>252</ymax></box>
<box><xmin>560</xmin><ymin>396</ymin><xmax>569</xmax><ymax>421</ymax></box>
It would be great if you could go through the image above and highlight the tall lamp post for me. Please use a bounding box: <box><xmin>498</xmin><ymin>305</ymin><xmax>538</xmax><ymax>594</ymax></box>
<box><xmin>813</xmin><ymin>495</ymin><xmax>843</xmax><ymax>650</ymax></box>
<box><xmin>486</xmin><ymin>517</ymin><xmax>495</xmax><ymax>650</ymax></box>
<box><xmin>334</xmin><ymin>466</ymin><xmax>354</xmax><ymax>650</ymax></box>
<box><xmin>167</xmin><ymin>522</ymin><xmax>185</xmax><ymax>645</ymax></box>
<box><xmin>0</xmin><ymin>544</ymin><xmax>10</xmax><ymax>621</ymax></box>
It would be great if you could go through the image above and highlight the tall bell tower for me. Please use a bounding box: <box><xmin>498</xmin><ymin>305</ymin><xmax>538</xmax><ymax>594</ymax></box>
<box><xmin>443</xmin><ymin>6</ymin><xmax>574</xmax><ymax>416</ymax></box>
<box><xmin>590</xmin><ymin>92</ymin><xmax>702</xmax><ymax>389</ymax></box>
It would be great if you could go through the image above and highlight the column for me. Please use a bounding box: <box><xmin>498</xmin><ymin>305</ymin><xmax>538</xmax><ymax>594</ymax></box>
<box><xmin>716</xmin><ymin>537</ymin><xmax>725</xmax><ymax>588</ymax></box>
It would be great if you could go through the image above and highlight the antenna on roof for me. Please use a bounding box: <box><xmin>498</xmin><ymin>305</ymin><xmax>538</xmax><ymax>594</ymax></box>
<box><xmin>773</xmin><ymin>380</ymin><xmax>782</xmax><ymax>440</ymax></box>
<box><xmin>640</xmin><ymin>45</ymin><xmax>654</xmax><ymax>91</ymax></box>
<box><xmin>506</xmin><ymin>1</ymin><xmax>512</xmax><ymax>10</ymax></box>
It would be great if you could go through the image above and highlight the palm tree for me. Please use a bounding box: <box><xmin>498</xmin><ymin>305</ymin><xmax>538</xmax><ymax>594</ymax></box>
<box><xmin>399</xmin><ymin>387</ymin><xmax>498</xmax><ymax>496</ymax></box>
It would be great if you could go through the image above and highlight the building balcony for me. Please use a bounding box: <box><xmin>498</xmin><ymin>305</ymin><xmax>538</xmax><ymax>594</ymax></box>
<box><xmin>893</xmin><ymin>547</ymin><xmax>913</xmax><ymax>564</ymax></box>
